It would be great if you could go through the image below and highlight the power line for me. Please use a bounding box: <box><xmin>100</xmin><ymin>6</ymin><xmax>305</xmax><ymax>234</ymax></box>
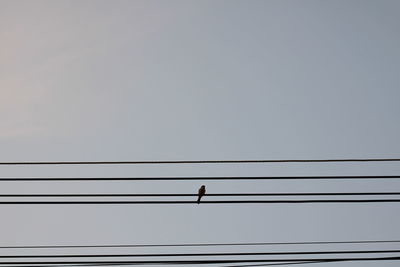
<box><xmin>224</xmin><ymin>260</ymin><xmax>330</xmax><ymax>267</ymax></box>
<box><xmin>1</xmin><ymin>249</ymin><xmax>400</xmax><ymax>258</ymax></box>
<box><xmin>0</xmin><ymin>199</ymin><xmax>399</xmax><ymax>204</ymax></box>
<box><xmin>1</xmin><ymin>175</ymin><xmax>400</xmax><ymax>181</ymax></box>
<box><xmin>2</xmin><ymin>239</ymin><xmax>400</xmax><ymax>249</ymax></box>
<box><xmin>0</xmin><ymin>256</ymin><xmax>400</xmax><ymax>265</ymax></box>
<box><xmin>0</xmin><ymin>261</ymin><xmax>331</xmax><ymax>267</ymax></box>
<box><xmin>82</xmin><ymin>261</ymin><xmax>327</xmax><ymax>267</ymax></box>
<box><xmin>0</xmin><ymin>192</ymin><xmax>399</xmax><ymax>197</ymax></box>
<box><xmin>0</xmin><ymin>158</ymin><xmax>400</xmax><ymax>165</ymax></box>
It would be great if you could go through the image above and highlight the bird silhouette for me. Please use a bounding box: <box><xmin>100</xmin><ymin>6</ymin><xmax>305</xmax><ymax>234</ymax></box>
<box><xmin>197</xmin><ymin>185</ymin><xmax>206</xmax><ymax>204</ymax></box>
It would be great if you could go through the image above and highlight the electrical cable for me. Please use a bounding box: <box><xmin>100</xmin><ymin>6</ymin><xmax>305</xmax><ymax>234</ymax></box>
<box><xmin>1</xmin><ymin>239</ymin><xmax>399</xmax><ymax>249</ymax></box>
<box><xmin>1</xmin><ymin>249</ymin><xmax>400</xmax><ymax>258</ymax></box>
<box><xmin>0</xmin><ymin>199</ymin><xmax>399</xmax><ymax>204</ymax></box>
<box><xmin>1</xmin><ymin>175</ymin><xmax>400</xmax><ymax>181</ymax></box>
<box><xmin>0</xmin><ymin>256</ymin><xmax>400</xmax><ymax>265</ymax></box>
<box><xmin>0</xmin><ymin>192</ymin><xmax>399</xmax><ymax>197</ymax></box>
<box><xmin>1</xmin><ymin>158</ymin><xmax>400</xmax><ymax>165</ymax></box>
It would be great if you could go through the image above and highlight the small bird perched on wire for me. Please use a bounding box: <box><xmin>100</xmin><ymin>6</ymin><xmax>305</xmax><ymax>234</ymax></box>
<box><xmin>197</xmin><ymin>185</ymin><xmax>206</xmax><ymax>204</ymax></box>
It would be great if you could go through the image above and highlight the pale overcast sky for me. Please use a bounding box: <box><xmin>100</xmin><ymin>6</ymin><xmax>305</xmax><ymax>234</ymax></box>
<box><xmin>1</xmin><ymin>1</ymin><xmax>400</xmax><ymax>267</ymax></box>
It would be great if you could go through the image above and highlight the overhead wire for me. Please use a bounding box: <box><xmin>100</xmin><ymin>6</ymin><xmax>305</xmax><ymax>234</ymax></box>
<box><xmin>0</xmin><ymin>261</ymin><xmax>342</xmax><ymax>267</ymax></box>
<box><xmin>0</xmin><ymin>199</ymin><xmax>399</xmax><ymax>204</ymax></box>
<box><xmin>1</xmin><ymin>157</ymin><xmax>399</xmax><ymax>265</ymax></box>
<box><xmin>0</xmin><ymin>158</ymin><xmax>400</xmax><ymax>165</ymax></box>
<box><xmin>0</xmin><ymin>192</ymin><xmax>399</xmax><ymax>197</ymax></box>
<box><xmin>1</xmin><ymin>256</ymin><xmax>400</xmax><ymax>265</ymax></box>
<box><xmin>223</xmin><ymin>260</ymin><xmax>332</xmax><ymax>267</ymax></box>
<box><xmin>1</xmin><ymin>239</ymin><xmax>400</xmax><ymax>249</ymax></box>
<box><xmin>1</xmin><ymin>249</ymin><xmax>400</xmax><ymax>258</ymax></box>
<box><xmin>1</xmin><ymin>175</ymin><xmax>400</xmax><ymax>181</ymax></box>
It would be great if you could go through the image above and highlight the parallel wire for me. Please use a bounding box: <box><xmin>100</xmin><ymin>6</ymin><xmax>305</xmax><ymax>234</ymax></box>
<box><xmin>1</xmin><ymin>156</ymin><xmax>399</xmax><ymax>266</ymax></box>
<box><xmin>0</xmin><ymin>192</ymin><xmax>399</xmax><ymax>197</ymax></box>
<box><xmin>0</xmin><ymin>199</ymin><xmax>399</xmax><ymax>204</ymax></box>
<box><xmin>1</xmin><ymin>249</ymin><xmax>400</xmax><ymax>258</ymax></box>
<box><xmin>1</xmin><ymin>256</ymin><xmax>400</xmax><ymax>265</ymax></box>
<box><xmin>224</xmin><ymin>260</ymin><xmax>330</xmax><ymax>267</ymax></box>
<box><xmin>1</xmin><ymin>175</ymin><xmax>400</xmax><ymax>181</ymax></box>
<box><xmin>2</xmin><ymin>239</ymin><xmax>400</xmax><ymax>249</ymax></box>
<box><xmin>1</xmin><ymin>158</ymin><xmax>400</xmax><ymax>165</ymax></box>
<box><xmin>0</xmin><ymin>261</ymin><xmax>329</xmax><ymax>267</ymax></box>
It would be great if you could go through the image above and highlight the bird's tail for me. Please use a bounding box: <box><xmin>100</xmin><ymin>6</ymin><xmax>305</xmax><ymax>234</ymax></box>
<box><xmin>197</xmin><ymin>196</ymin><xmax>201</xmax><ymax>204</ymax></box>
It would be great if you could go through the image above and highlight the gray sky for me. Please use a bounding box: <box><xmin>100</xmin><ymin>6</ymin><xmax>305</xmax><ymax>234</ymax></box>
<box><xmin>1</xmin><ymin>0</ymin><xmax>400</xmax><ymax>266</ymax></box>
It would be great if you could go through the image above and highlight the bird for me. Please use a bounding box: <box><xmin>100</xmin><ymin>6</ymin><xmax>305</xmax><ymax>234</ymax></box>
<box><xmin>197</xmin><ymin>185</ymin><xmax>206</xmax><ymax>204</ymax></box>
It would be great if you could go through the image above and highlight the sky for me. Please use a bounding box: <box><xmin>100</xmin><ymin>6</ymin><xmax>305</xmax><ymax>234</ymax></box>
<box><xmin>1</xmin><ymin>0</ymin><xmax>400</xmax><ymax>266</ymax></box>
